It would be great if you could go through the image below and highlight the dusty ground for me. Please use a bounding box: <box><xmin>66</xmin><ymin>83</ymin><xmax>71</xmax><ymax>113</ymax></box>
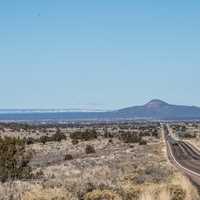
<box><xmin>0</xmin><ymin>122</ymin><xmax>199</xmax><ymax>200</ymax></box>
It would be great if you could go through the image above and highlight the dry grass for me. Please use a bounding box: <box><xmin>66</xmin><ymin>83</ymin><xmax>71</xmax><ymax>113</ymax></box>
<box><xmin>84</xmin><ymin>190</ymin><xmax>121</xmax><ymax>200</ymax></box>
<box><xmin>1</xmin><ymin>173</ymin><xmax>196</xmax><ymax>200</ymax></box>
<box><xmin>118</xmin><ymin>172</ymin><xmax>199</xmax><ymax>200</ymax></box>
<box><xmin>0</xmin><ymin>124</ymin><xmax>199</xmax><ymax>200</ymax></box>
<box><xmin>22</xmin><ymin>185</ymin><xmax>74</xmax><ymax>200</ymax></box>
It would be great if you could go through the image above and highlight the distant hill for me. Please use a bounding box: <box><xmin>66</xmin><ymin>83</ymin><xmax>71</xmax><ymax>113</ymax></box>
<box><xmin>113</xmin><ymin>99</ymin><xmax>200</xmax><ymax>120</ymax></box>
<box><xmin>1</xmin><ymin>99</ymin><xmax>200</xmax><ymax>121</ymax></box>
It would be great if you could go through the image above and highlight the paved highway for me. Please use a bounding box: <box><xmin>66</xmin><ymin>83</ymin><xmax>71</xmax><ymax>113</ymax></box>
<box><xmin>163</xmin><ymin>124</ymin><xmax>200</xmax><ymax>187</ymax></box>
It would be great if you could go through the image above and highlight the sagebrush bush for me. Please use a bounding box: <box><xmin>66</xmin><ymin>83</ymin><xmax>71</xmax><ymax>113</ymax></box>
<box><xmin>70</xmin><ymin>129</ymin><xmax>98</xmax><ymax>141</ymax></box>
<box><xmin>104</xmin><ymin>129</ymin><xmax>114</xmax><ymax>138</ymax></box>
<box><xmin>0</xmin><ymin>136</ymin><xmax>33</xmax><ymax>182</ymax></box>
<box><xmin>26</xmin><ymin>137</ymin><xmax>35</xmax><ymax>145</ymax></box>
<box><xmin>34</xmin><ymin>130</ymin><xmax>66</xmax><ymax>144</ymax></box>
<box><xmin>119</xmin><ymin>132</ymin><xmax>142</xmax><ymax>144</ymax></box>
<box><xmin>85</xmin><ymin>145</ymin><xmax>96</xmax><ymax>154</ymax></box>
<box><xmin>40</xmin><ymin>135</ymin><xmax>49</xmax><ymax>144</ymax></box>
<box><xmin>64</xmin><ymin>154</ymin><xmax>73</xmax><ymax>161</ymax></box>
<box><xmin>71</xmin><ymin>138</ymin><xmax>79</xmax><ymax>145</ymax></box>
<box><xmin>51</xmin><ymin>129</ymin><xmax>66</xmax><ymax>142</ymax></box>
<box><xmin>139</xmin><ymin>139</ymin><xmax>147</xmax><ymax>145</ymax></box>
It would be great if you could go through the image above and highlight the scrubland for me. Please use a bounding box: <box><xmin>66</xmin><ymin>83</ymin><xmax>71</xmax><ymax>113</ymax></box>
<box><xmin>171</xmin><ymin>122</ymin><xmax>200</xmax><ymax>148</ymax></box>
<box><xmin>0</xmin><ymin>122</ymin><xmax>199</xmax><ymax>200</ymax></box>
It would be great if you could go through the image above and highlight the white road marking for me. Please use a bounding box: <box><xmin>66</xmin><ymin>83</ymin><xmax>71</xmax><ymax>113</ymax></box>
<box><xmin>167</xmin><ymin>139</ymin><xmax>200</xmax><ymax>178</ymax></box>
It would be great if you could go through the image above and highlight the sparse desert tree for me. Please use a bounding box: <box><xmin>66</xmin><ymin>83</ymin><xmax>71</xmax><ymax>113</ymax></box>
<box><xmin>0</xmin><ymin>136</ymin><xmax>33</xmax><ymax>182</ymax></box>
<box><xmin>51</xmin><ymin>129</ymin><xmax>66</xmax><ymax>142</ymax></box>
<box><xmin>70</xmin><ymin>129</ymin><xmax>98</xmax><ymax>141</ymax></box>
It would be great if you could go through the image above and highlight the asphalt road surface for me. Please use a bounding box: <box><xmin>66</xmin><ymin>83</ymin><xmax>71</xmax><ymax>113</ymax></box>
<box><xmin>163</xmin><ymin>124</ymin><xmax>200</xmax><ymax>188</ymax></box>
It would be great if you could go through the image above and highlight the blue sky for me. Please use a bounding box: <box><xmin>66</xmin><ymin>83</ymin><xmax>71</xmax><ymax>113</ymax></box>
<box><xmin>1</xmin><ymin>1</ymin><xmax>200</xmax><ymax>109</ymax></box>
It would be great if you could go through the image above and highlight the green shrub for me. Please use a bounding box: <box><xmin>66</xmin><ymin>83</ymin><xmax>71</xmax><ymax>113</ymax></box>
<box><xmin>40</xmin><ymin>135</ymin><xmax>49</xmax><ymax>144</ymax></box>
<box><xmin>108</xmin><ymin>139</ymin><xmax>113</xmax><ymax>144</ymax></box>
<box><xmin>0</xmin><ymin>136</ymin><xmax>33</xmax><ymax>182</ymax></box>
<box><xmin>72</xmin><ymin>139</ymin><xmax>79</xmax><ymax>145</ymax></box>
<box><xmin>70</xmin><ymin>129</ymin><xmax>98</xmax><ymax>141</ymax></box>
<box><xmin>38</xmin><ymin>130</ymin><xmax>66</xmax><ymax>144</ymax></box>
<box><xmin>104</xmin><ymin>129</ymin><xmax>113</xmax><ymax>138</ymax></box>
<box><xmin>119</xmin><ymin>132</ymin><xmax>142</xmax><ymax>144</ymax></box>
<box><xmin>182</xmin><ymin>132</ymin><xmax>196</xmax><ymax>139</ymax></box>
<box><xmin>51</xmin><ymin>129</ymin><xmax>66</xmax><ymax>142</ymax></box>
<box><xmin>26</xmin><ymin>137</ymin><xmax>35</xmax><ymax>145</ymax></box>
<box><xmin>85</xmin><ymin>145</ymin><xmax>96</xmax><ymax>154</ymax></box>
<box><xmin>139</xmin><ymin>139</ymin><xmax>147</xmax><ymax>145</ymax></box>
<box><xmin>64</xmin><ymin>154</ymin><xmax>73</xmax><ymax>161</ymax></box>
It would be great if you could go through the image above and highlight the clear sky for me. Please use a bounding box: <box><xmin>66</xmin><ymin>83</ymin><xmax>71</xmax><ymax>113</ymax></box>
<box><xmin>1</xmin><ymin>1</ymin><xmax>200</xmax><ymax>109</ymax></box>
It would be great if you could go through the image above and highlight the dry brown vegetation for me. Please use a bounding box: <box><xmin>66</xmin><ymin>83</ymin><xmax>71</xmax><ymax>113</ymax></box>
<box><xmin>171</xmin><ymin>122</ymin><xmax>200</xmax><ymax>149</ymax></box>
<box><xmin>0</xmin><ymin>122</ymin><xmax>199</xmax><ymax>200</ymax></box>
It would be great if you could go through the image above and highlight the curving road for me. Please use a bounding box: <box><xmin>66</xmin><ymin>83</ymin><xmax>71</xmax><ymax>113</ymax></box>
<box><xmin>163</xmin><ymin>124</ymin><xmax>200</xmax><ymax>187</ymax></box>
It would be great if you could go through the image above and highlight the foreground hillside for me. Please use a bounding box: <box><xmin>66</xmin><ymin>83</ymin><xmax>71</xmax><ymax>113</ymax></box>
<box><xmin>0</xmin><ymin>122</ymin><xmax>199</xmax><ymax>200</ymax></box>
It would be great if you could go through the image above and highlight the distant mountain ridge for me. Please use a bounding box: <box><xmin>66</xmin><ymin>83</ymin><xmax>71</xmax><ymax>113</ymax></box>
<box><xmin>0</xmin><ymin>108</ymin><xmax>107</xmax><ymax>114</ymax></box>
<box><xmin>1</xmin><ymin>99</ymin><xmax>200</xmax><ymax>121</ymax></box>
<box><xmin>114</xmin><ymin>99</ymin><xmax>200</xmax><ymax>120</ymax></box>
